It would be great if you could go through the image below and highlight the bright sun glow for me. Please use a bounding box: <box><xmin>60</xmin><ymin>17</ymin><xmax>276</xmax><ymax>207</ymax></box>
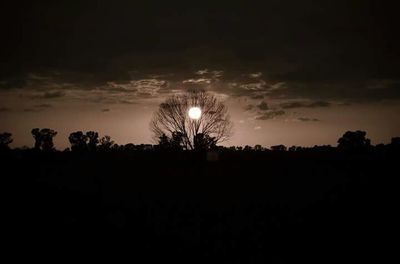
<box><xmin>188</xmin><ymin>107</ymin><xmax>202</xmax><ymax>120</ymax></box>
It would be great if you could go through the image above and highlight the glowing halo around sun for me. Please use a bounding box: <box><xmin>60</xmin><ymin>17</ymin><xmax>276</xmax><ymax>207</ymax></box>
<box><xmin>188</xmin><ymin>107</ymin><xmax>202</xmax><ymax>120</ymax></box>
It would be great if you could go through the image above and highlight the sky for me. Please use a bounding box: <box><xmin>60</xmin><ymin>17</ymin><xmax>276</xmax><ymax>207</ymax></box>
<box><xmin>1</xmin><ymin>0</ymin><xmax>400</xmax><ymax>149</ymax></box>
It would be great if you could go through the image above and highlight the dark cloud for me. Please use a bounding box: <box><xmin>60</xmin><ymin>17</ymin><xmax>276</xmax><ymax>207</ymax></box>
<box><xmin>250</xmin><ymin>94</ymin><xmax>265</xmax><ymax>99</ymax></box>
<box><xmin>102</xmin><ymin>109</ymin><xmax>110</xmax><ymax>112</ymax></box>
<box><xmin>35</xmin><ymin>104</ymin><xmax>53</xmax><ymax>108</ymax></box>
<box><xmin>42</xmin><ymin>91</ymin><xmax>66</xmax><ymax>99</ymax></box>
<box><xmin>257</xmin><ymin>101</ymin><xmax>269</xmax><ymax>110</ymax></box>
<box><xmin>281</xmin><ymin>101</ymin><xmax>331</xmax><ymax>109</ymax></box>
<box><xmin>255</xmin><ymin>110</ymin><xmax>285</xmax><ymax>120</ymax></box>
<box><xmin>23</xmin><ymin>108</ymin><xmax>41</xmax><ymax>112</ymax></box>
<box><xmin>0</xmin><ymin>107</ymin><xmax>11</xmax><ymax>112</ymax></box>
<box><xmin>244</xmin><ymin>105</ymin><xmax>254</xmax><ymax>111</ymax></box>
<box><xmin>297</xmin><ymin>117</ymin><xmax>320</xmax><ymax>122</ymax></box>
<box><xmin>119</xmin><ymin>99</ymin><xmax>137</xmax><ymax>105</ymax></box>
<box><xmin>1</xmin><ymin>1</ymin><xmax>400</xmax><ymax>105</ymax></box>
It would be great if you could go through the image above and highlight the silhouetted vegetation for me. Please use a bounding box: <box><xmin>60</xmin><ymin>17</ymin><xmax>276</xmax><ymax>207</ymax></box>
<box><xmin>31</xmin><ymin>128</ymin><xmax>57</xmax><ymax>151</ymax></box>
<box><xmin>2</xmin><ymin>129</ymin><xmax>398</xmax><ymax>262</ymax></box>
<box><xmin>151</xmin><ymin>90</ymin><xmax>233</xmax><ymax>150</ymax></box>
<box><xmin>0</xmin><ymin>132</ymin><xmax>13</xmax><ymax>150</ymax></box>
<box><xmin>338</xmin><ymin>130</ymin><xmax>371</xmax><ymax>149</ymax></box>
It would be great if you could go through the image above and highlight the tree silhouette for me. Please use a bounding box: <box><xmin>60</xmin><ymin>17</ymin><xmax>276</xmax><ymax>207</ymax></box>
<box><xmin>0</xmin><ymin>132</ymin><xmax>13</xmax><ymax>150</ymax></box>
<box><xmin>194</xmin><ymin>133</ymin><xmax>216</xmax><ymax>150</ymax></box>
<box><xmin>99</xmin><ymin>135</ymin><xmax>114</xmax><ymax>150</ymax></box>
<box><xmin>156</xmin><ymin>132</ymin><xmax>184</xmax><ymax>150</ymax></box>
<box><xmin>338</xmin><ymin>130</ymin><xmax>371</xmax><ymax>149</ymax></box>
<box><xmin>86</xmin><ymin>131</ymin><xmax>99</xmax><ymax>151</ymax></box>
<box><xmin>31</xmin><ymin>128</ymin><xmax>57</xmax><ymax>151</ymax></box>
<box><xmin>151</xmin><ymin>90</ymin><xmax>233</xmax><ymax>150</ymax></box>
<box><xmin>69</xmin><ymin>131</ymin><xmax>88</xmax><ymax>152</ymax></box>
<box><xmin>391</xmin><ymin>137</ymin><xmax>400</xmax><ymax>147</ymax></box>
<box><xmin>271</xmin><ymin>145</ymin><xmax>287</xmax><ymax>151</ymax></box>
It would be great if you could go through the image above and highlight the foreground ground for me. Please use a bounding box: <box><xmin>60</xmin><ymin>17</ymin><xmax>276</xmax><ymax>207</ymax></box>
<box><xmin>2</xmin><ymin>147</ymin><xmax>398</xmax><ymax>263</ymax></box>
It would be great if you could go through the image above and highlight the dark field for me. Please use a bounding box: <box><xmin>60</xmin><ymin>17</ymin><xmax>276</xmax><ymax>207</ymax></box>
<box><xmin>2</xmin><ymin>147</ymin><xmax>398</xmax><ymax>262</ymax></box>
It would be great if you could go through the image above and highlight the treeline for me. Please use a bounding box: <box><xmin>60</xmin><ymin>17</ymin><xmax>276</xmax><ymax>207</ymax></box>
<box><xmin>0</xmin><ymin>128</ymin><xmax>400</xmax><ymax>152</ymax></box>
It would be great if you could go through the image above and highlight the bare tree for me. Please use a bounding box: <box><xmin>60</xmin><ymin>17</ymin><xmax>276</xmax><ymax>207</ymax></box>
<box><xmin>150</xmin><ymin>90</ymin><xmax>233</xmax><ymax>149</ymax></box>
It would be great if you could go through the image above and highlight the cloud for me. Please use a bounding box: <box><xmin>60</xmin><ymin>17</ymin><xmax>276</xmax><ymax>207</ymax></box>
<box><xmin>105</xmin><ymin>79</ymin><xmax>168</xmax><ymax>98</ymax></box>
<box><xmin>250</xmin><ymin>94</ymin><xmax>264</xmax><ymax>99</ymax></box>
<box><xmin>212</xmin><ymin>71</ymin><xmax>223</xmax><ymax>79</ymax></box>
<box><xmin>42</xmin><ymin>91</ymin><xmax>66</xmax><ymax>99</ymax></box>
<box><xmin>102</xmin><ymin>108</ymin><xmax>110</xmax><ymax>112</ymax></box>
<box><xmin>297</xmin><ymin>117</ymin><xmax>320</xmax><ymax>122</ymax></box>
<box><xmin>0</xmin><ymin>107</ymin><xmax>11</xmax><ymax>112</ymax></box>
<box><xmin>195</xmin><ymin>69</ymin><xmax>208</xmax><ymax>75</ymax></box>
<box><xmin>244</xmin><ymin>104</ymin><xmax>254</xmax><ymax>111</ymax></box>
<box><xmin>119</xmin><ymin>99</ymin><xmax>137</xmax><ymax>105</ymax></box>
<box><xmin>254</xmin><ymin>126</ymin><xmax>262</xmax><ymax>130</ymax></box>
<box><xmin>280</xmin><ymin>100</ymin><xmax>331</xmax><ymax>109</ymax></box>
<box><xmin>249</xmin><ymin>72</ymin><xmax>262</xmax><ymax>78</ymax></box>
<box><xmin>105</xmin><ymin>82</ymin><xmax>138</xmax><ymax>93</ymax></box>
<box><xmin>255</xmin><ymin>110</ymin><xmax>285</xmax><ymax>120</ymax></box>
<box><xmin>257</xmin><ymin>101</ymin><xmax>269</xmax><ymax>110</ymax></box>
<box><xmin>308</xmin><ymin>101</ymin><xmax>331</xmax><ymax>107</ymax></box>
<box><xmin>131</xmin><ymin>79</ymin><xmax>168</xmax><ymax>97</ymax></box>
<box><xmin>23</xmin><ymin>108</ymin><xmax>41</xmax><ymax>112</ymax></box>
<box><xmin>182</xmin><ymin>78</ymin><xmax>212</xmax><ymax>85</ymax></box>
<box><xmin>269</xmin><ymin>82</ymin><xmax>286</xmax><ymax>91</ymax></box>
<box><xmin>35</xmin><ymin>104</ymin><xmax>53</xmax><ymax>108</ymax></box>
<box><xmin>240</xmin><ymin>80</ymin><xmax>267</xmax><ymax>91</ymax></box>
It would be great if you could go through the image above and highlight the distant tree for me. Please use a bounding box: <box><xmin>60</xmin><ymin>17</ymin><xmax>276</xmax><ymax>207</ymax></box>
<box><xmin>150</xmin><ymin>90</ymin><xmax>233</xmax><ymax>150</ymax></box>
<box><xmin>31</xmin><ymin>128</ymin><xmax>57</xmax><ymax>151</ymax></box>
<box><xmin>86</xmin><ymin>131</ymin><xmax>99</xmax><ymax>151</ymax></box>
<box><xmin>31</xmin><ymin>128</ymin><xmax>42</xmax><ymax>149</ymax></box>
<box><xmin>243</xmin><ymin>145</ymin><xmax>253</xmax><ymax>151</ymax></box>
<box><xmin>0</xmin><ymin>132</ymin><xmax>13</xmax><ymax>150</ymax></box>
<box><xmin>99</xmin><ymin>135</ymin><xmax>114</xmax><ymax>150</ymax></box>
<box><xmin>254</xmin><ymin>145</ymin><xmax>263</xmax><ymax>151</ymax></box>
<box><xmin>391</xmin><ymin>137</ymin><xmax>400</xmax><ymax>147</ymax></box>
<box><xmin>288</xmin><ymin>146</ymin><xmax>297</xmax><ymax>152</ymax></box>
<box><xmin>123</xmin><ymin>143</ymin><xmax>136</xmax><ymax>151</ymax></box>
<box><xmin>271</xmin><ymin>145</ymin><xmax>287</xmax><ymax>151</ymax></box>
<box><xmin>69</xmin><ymin>131</ymin><xmax>88</xmax><ymax>152</ymax></box>
<box><xmin>338</xmin><ymin>130</ymin><xmax>371</xmax><ymax>149</ymax></box>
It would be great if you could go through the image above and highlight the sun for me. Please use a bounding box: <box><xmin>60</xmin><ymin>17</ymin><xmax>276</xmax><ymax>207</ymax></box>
<box><xmin>188</xmin><ymin>107</ymin><xmax>202</xmax><ymax>120</ymax></box>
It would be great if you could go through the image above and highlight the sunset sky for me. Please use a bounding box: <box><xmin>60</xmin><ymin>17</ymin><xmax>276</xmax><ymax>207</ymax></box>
<box><xmin>1</xmin><ymin>0</ymin><xmax>399</xmax><ymax>148</ymax></box>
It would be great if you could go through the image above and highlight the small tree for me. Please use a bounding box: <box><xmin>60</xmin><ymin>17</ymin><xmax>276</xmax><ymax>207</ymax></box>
<box><xmin>31</xmin><ymin>128</ymin><xmax>57</xmax><ymax>151</ymax></box>
<box><xmin>69</xmin><ymin>131</ymin><xmax>88</xmax><ymax>152</ymax></box>
<box><xmin>86</xmin><ymin>131</ymin><xmax>99</xmax><ymax>151</ymax></box>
